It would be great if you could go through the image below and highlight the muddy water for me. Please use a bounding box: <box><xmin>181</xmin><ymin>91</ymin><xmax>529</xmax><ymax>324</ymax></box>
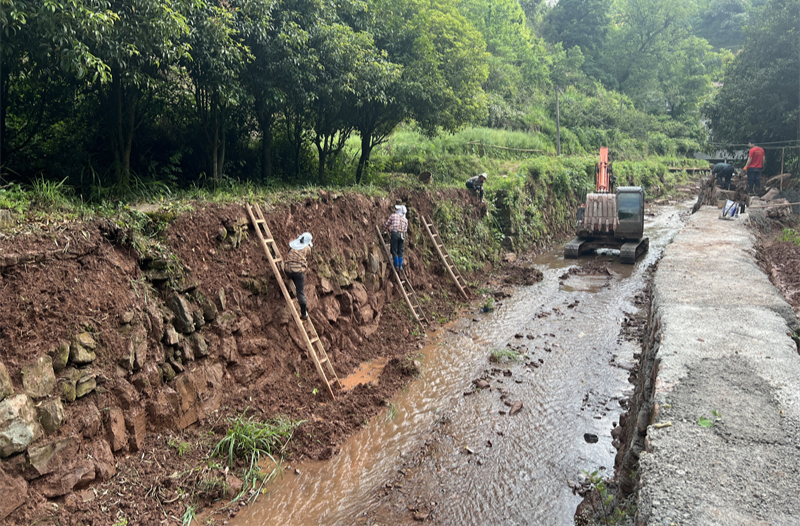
<box><xmin>230</xmin><ymin>204</ymin><xmax>689</xmax><ymax>526</ymax></box>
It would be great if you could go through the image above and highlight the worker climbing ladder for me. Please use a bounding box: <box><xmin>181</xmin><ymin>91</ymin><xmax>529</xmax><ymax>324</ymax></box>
<box><xmin>246</xmin><ymin>203</ymin><xmax>341</xmax><ymax>400</ymax></box>
<box><xmin>374</xmin><ymin>225</ymin><xmax>429</xmax><ymax>327</ymax></box>
<box><xmin>420</xmin><ymin>215</ymin><xmax>469</xmax><ymax>300</ymax></box>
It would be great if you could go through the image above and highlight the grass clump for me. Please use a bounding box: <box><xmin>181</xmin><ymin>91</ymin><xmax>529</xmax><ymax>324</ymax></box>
<box><xmin>779</xmin><ymin>228</ymin><xmax>800</xmax><ymax>245</ymax></box>
<box><xmin>212</xmin><ymin>410</ymin><xmax>304</xmax><ymax>502</ymax></box>
<box><xmin>489</xmin><ymin>348</ymin><xmax>524</xmax><ymax>363</ymax></box>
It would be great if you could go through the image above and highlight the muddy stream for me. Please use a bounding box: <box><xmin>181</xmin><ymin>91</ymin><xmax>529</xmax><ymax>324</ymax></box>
<box><xmin>228</xmin><ymin>203</ymin><xmax>689</xmax><ymax>525</ymax></box>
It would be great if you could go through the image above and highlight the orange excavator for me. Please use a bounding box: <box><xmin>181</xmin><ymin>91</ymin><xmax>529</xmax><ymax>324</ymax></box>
<box><xmin>564</xmin><ymin>147</ymin><xmax>649</xmax><ymax>264</ymax></box>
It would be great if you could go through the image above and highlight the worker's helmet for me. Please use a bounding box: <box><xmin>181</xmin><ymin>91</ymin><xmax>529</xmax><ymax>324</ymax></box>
<box><xmin>479</xmin><ymin>172</ymin><xmax>488</xmax><ymax>180</ymax></box>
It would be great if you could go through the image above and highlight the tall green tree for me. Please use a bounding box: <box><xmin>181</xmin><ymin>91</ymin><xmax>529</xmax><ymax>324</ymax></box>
<box><xmin>543</xmin><ymin>0</ymin><xmax>611</xmax><ymax>81</ymax></box>
<box><xmin>703</xmin><ymin>0</ymin><xmax>799</xmax><ymax>145</ymax></box>
<box><xmin>184</xmin><ymin>0</ymin><xmax>248</xmax><ymax>181</ymax></box>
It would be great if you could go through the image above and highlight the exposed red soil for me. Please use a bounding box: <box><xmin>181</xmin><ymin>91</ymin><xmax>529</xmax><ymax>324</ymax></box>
<box><xmin>758</xmin><ymin>240</ymin><xmax>800</xmax><ymax>315</ymax></box>
<box><xmin>0</xmin><ymin>189</ymin><xmax>507</xmax><ymax>525</ymax></box>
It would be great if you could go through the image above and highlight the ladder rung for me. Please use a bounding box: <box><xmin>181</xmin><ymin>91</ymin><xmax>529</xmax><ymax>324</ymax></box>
<box><xmin>255</xmin><ymin>219</ymin><xmax>265</xmax><ymax>224</ymax></box>
<box><xmin>264</xmin><ymin>237</ymin><xmax>274</xmax><ymax>243</ymax></box>
<box><xmin>309</xmin><ymin>337</ymin><xmax>319</xmax><ymax>344</ymax></box>
<box><xmin>274</xmin><ymin>257</ymin><xmax>282</xmax><ymax>263</ymax></box>
<box><xmin>319</xmin><ymin>356</ymin><xmax>328</xmax><ymax>364</ymax></box>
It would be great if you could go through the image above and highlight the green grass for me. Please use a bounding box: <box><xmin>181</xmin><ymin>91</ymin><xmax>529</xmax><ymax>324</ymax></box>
<box><xmin>779</xmin><ymin>228</ymin><xmax>800</xmax><ymax>245</ymax></box>
<box><xmin>489</xmin><ymin>348</ymin><xmax>524</xmax><ymax>363</ymax></box>
<box><xmin>212</xmin><ymin>410</ymin><xmax>304</xmax><ymax>502</ymax></box>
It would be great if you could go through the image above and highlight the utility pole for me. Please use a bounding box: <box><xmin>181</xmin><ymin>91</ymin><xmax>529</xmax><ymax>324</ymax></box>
<box><xmin>556</xmin><ymin>88</ymin><xmax>561</xmax><ymax>156</ymax></box>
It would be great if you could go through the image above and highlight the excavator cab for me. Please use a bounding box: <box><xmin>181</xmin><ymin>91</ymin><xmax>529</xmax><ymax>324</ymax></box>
<box><xmin>565</xmin><ymin>149</ymin><xmax>649</xmax><ymax>263</ymax></box>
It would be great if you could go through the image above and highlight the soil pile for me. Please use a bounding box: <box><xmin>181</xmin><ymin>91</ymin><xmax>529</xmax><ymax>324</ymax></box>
<box><xmin>0</xmin><ymin>189</ymin><xmax>487</xmax><ymax>525</ymax></box>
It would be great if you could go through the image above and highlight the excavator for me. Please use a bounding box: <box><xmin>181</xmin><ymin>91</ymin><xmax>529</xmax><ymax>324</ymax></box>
<box><xmin>564</xmin><ymin>147</ymin><xmax>649</xmax><ymax>264</ymax></box>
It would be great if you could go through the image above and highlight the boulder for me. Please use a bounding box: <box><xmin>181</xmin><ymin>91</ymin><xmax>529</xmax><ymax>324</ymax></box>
<box><xmin>27</xmin><ymin>436</ymin><xmax>80</xmax><ymax>477</ymax></box>
<box><xmin>87</xmin><ymin>438</ymin><xmax>115</xmax><ymax>482</ymax></box>
<box><xmin>319</xmin><ymin>277</ymin><xmax>334</xmax><ymax>295</ymax></box>
<box><xmin>111</xmin><ymin>379</ymin><xmax>139</xmax><ymax>410</ymax></box>
<box><xmin>75</xmin><ymin>371</ymin><xmax>97</xmax><ymax>398</ymax></box>
<box><xmin>224</xmin><ymin>474</ymin><xmax>243</xmax><ymax>500</ymax></box>
<box><xmin>339</xmin><ymin>292</ymin><xmax>354</xmax><ymax>316</ymax></box>
<box><xmin>52</xmin><ymin>341</ymin><xmax>70</xmax><ymax>373</ymax></box>
<box><xmin>21</xmin><ymin>355</ymin><xmax>57</xmax><ymax>399</ymax></box>
<box><xmin>80</xmin><ymin>402</ymin><xmax>102</xmax><ymax>439</ymax></box>
<box><xmin>38</xmin><ymin>399</ymin><xmax>67</xmax><ymax>433</ymax></box>
<box><xmin>351</xmin><ymin>282</ymin><xmax>369</xmax><ymax>307</ymax></box>
<box><xmin>130</xmin><ymin>372</ymin><xmax>150</xmax><ymax>391</ymax></box>
<box><xmin>146</xmin><ymin>302</ymin><xmax>165</xmax><ymax>342</ymax></box>
<box><xmin>220</xmin><ymin>337</ymin><xmax>240</xmax><ymax>364</ymax></box>
<box><xmin>167</xmin><ymin>293</ymin><xmax>195</xmax><ymax>334</ymax></box>
<box><xmin>74</xmin><ymin>331</ymin><xmax>97</xmax><ymax>350</ymax></box>
<box><xmin>105</xmin><ymin>407</ymin><xmax>127</xmax><ymax>452</ymax></box>
<box><xmin>69</xmin><ymin>341</ymin><xmax>96</xmax><ymax>365</ymax></box>
<box><xmin>187</xmin><ymin>333</ymin><xmax>209</xmax><ymax>359</ymax></box>
<box><xmin>159</xmin><ymin>363</ymin><xmax>177</xmax><ymax>382</ymax></box>
<box><xmin>143</xmin><ymin>362</ymin><xmax>162</xmax><ymax>388</ymax></box>
<box><xmin>57</xmin><ymin>378</ymin><xmax>76</xmax><ymax>403</ymax></box>
<box><xmin>40</xmin><ymin>460</ymin><xmax>95</xmax><ymax>497</ymax></box>
<box><xmin>322</xmin><ymin>295</ymin><xmax>340</xmax><ymax>323</ymax></box>
<box><xmin>0</xmin><ymin>467</ymin><xmax>28</xmax><ymax>521</ymax></box>
<box><xmin>121</xmin><ymin>310</ymin><xmax>135</xmax><ymax>324</ymax></box>
<box><xmin>0</xmin><ymin>361</ymin><xmax>13</xmax><ymax>401</ymax></box>
<box><xmin>202</xmin><ymin>299</ymin><xmax>218</xmax><ymax>323</ymax></box>
<box><xmin>163</xmin><ymin>324</ymin><xmax>181</xmax><ymax>346</ymax></box>
<box><xmin>0</xmin><ymin>394</ymin><xmax>43</xmax><ymax>457</ymax></box>
<box><xmin>217</xmin><ymin>287</ymin><xmax>226</xmax><ymax>311</ymax></box>
<box><xmin>192</xmin><ymin>309</ymin><xmax>206</xmax><ymax>330</ymax></box>
<box><xmin>125</xmin><ymin>409</ymin><xmax>146</xmax><ymax>452</ymax></box>
<box><xmin>130</xmin><ymin>324</ymin><xmax>148</xmax><ymax>370</ymax></box>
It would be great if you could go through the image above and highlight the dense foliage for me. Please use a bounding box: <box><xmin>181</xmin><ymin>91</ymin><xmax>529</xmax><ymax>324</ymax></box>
<box><xmin>0</xmin><ymin>0</ymin><xmax>772</xmax><ymax>196</ymax></box>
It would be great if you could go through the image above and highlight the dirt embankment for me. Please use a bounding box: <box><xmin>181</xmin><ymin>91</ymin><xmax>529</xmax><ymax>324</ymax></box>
<box><xmin>0</xmin><ymin>188</ymin><xmax>547</xmax><ymax>525</ymax></box>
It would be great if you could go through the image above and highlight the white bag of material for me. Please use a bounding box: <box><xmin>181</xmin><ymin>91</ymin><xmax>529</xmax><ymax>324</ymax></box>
<box><xmin>722</xmin><ymin>200</ymin><xmax>738</xmax><ymax>218</ymax></box>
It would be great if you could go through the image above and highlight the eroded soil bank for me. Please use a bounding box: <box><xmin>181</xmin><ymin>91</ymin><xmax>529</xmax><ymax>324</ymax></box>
<box><xmin>0</xmin><ymin>188</ymin><xmax>550</xmax><ymax>525</ymax></box>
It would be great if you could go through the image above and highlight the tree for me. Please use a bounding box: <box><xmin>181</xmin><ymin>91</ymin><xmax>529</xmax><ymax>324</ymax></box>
<box><xmin>703</xmin><ymin>0</ymin><xmax>800</xmax><ymax>146</ymax></box>
<box><xmin>184</xmin><ymin>0</ymin><xmax>248</xmax><ymax>182</ymax></box>
<box><xmin>543</xmin><ymin>0</ymin><xmax>611</xmax><ymax>80</ymax></box>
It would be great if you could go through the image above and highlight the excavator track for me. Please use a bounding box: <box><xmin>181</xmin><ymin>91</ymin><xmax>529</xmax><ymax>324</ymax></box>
<box><xmin>620</xmin><ymin>237</ymin><xmax>649</xmax><ymax>264</ymax></box>
<box><xmin>564</xmin><ymin>237</ymin><xmax>588</xmax><ymax>258</ymax></box>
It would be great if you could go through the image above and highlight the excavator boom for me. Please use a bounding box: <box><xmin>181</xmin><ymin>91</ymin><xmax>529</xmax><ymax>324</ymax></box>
<box><xmin>596</xmin><ymin>146</ymin><xmax>610</xmax><ymax>192</ymax></box>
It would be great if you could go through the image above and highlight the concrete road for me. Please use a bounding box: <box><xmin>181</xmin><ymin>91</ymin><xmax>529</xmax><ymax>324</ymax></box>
<box><xmin>635</xmin><ymin>206</ymin><xmax>800</xmax><ymax>525</ymax></box>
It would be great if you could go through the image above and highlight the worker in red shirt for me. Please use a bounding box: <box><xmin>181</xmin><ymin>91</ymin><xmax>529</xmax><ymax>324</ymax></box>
<box><xmin>743</xmin><ymin>139</ymin><xmax>765</xmax><ymax>195</ymax></box>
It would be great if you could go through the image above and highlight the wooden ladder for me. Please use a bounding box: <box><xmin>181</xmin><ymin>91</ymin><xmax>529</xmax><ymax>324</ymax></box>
<box><xmin>246</xmin><ymin>203</ymin><xmax>341</xmax><ymax>400</ymax></box>
<box><xmin>374</xmin><ymin>225</ymin><xmax>429</xmax><ymax>327</ymax></box>
<box><xmin>421</xmin><ymin>215</ymin><xmax>469</xmax><ymax>300</ymax></box>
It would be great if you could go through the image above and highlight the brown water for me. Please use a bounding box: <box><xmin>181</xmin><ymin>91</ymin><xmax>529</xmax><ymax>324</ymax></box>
<box><xmin>229</xmin><ymin>204</ymin><xmax>689</xmax><ymax>526</ymax></box>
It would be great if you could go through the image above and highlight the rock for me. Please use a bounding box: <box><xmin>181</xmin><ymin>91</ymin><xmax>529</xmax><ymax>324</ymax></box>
<box><xmin>87</xmin><ymin>438</ymin><xmax>115</xmax><ymax>482</ymax></box>
<box><xmin>57</xmin><ymin>377</ymin><xmax>76</xmax><ymax>403</ymax></box>
<box><xmin>224</xmin><ymin>474</ymin><xmax>244</xmax><ymax>500</ymax></box>
<box><xmin>413</xmin><ymin>511</ymin><xmax>430</xmax><ymax>521</ymax></box>
<box><xmin>128</xmin><ymin>324</ymin><xmax>148</xmax><ymax>371</ymax></box>
<box><xmin>38</xmin><ymin>399</ymin><xmax>67</xmax><ymax>433</ymax></box>
<box><xmin>202</xmin><ymin>299</ymin><xmax>218</xmax><ymax>323</ymax></box>
<box><xmin>509</xmin><ymin>401</ymin><xmax>523</xmax><ymax>415</ymax></box>
<box><xmin>69</xmin><ymin>341</ymin><xmax>96</xmax><ymax>365</ymax></box>
<box><xmin>21</xmin><ymin>355</ymin><xmax>57</xmax><ymax>399</ymax></box>
<box><xmin>76</xmin><ymin>372</ymin><xmax>97</xmax><ymax>398</ymax></box>
<box><xmin>146</xmin><ymin>302</ymin><xmax>165</xmax><ymax>342</ymax></box>
<box><xmin>164</xmin><ymin>324</ymin><xmax>181</xmax><ymax>346</ymax></box>
<box><xmin>187</xmin><ymin>333</ymin><xmax>209</xmax><ymax>358</ymax></box>
<box><xmin>27</xmin><ymin>436</ymin><xmax>80</xmax><ymax>477</ymax></box>
<box><xmin>0</xmin><ymin>361</ymin><xmax>14</xmax><ymax>402</ymax></box>
<box><xmin>351</xmin><ymin>282</ymin><xmax>369</xmax><ymax>307</ymax></box>
<box><xmin>52</xmin><ymin>341</ymin><xmax>70</xmax><ymax>373</ymax></box>
<box><xmin>105</xmin><ymin>407</ymin><xmax>127</xmax><ymax>452</ymax></box>
<box><xmin>192</xmin><ymin>309</ymin><xmax>205</xmax><ymax>330</ymax></box>
<box><xmin>40</xmin><ymin>460</ymin><xmax>95</xmax><ymax>497</ymax></box>
<box><xmin>221</xmin><ymin>337</ymin><xmax>240</xmax><ymax>364</ymax></box>
<box><xmin>475</xmin><ymin>379</ymin><xmax>490</xmax><ymax>389</ymax></box>
<box><xmin>144</xmin><ymin>362</ymin><xmax>162</xmax><ymax>388</ymax></box>
<box><xmin>130</xmin><ymin>372</ymin><xmax>150</xmax><ymax>391</ymax></box>
<box><xmin>125</xmin><ymin>410</ymin><xmax>146</xmax><ymax>452</ymax></box>
<box><xmin>584</xmin><ymin>433</ymin><xmax>599</xmax><ymax>444</ymax></box>
<box><xmin>75</xmin><ymin>332</ymin><xmax>97</xmax><ymax>350</ymax></box>
<box><xmin>217</xmin><ymin>287</ymin><xmax>226</xmax><ymax>311</ymax></box>
<box><xmin>121</xmin><ymin>311</ymin><xmax>135</xmax><ymax>324</ymax></box>
<box><xmin>322</xmin><ymin>295</ymin><xmax>341</xmax><ymax>323</ymax></box>
<box><xmin>167</xmin><ymin>292</ymin><xmax>195</xmax><ymax>334</ymax></box>
<box><xmin>0</xmin><ymin>394</ymin><xmax>43</xmax><ymax>457</ymax></box>
<box><xmin>112</xmin><ymin>379</ymin><xmax>140</xmax><ymax>410</ymax></box>
<box><xmin>319</xmin><ymin>277</ymin><xmax>334</xmax><ymax>295</ymax></box>
<box><xmin>0</xmin><ymin>467</ymin><xmax>28</xmax><ymax>521</ymax></box>
<box><xmin>339</xmin><ymin>292</ymin><xmax>354</xmax><ymax>316</ymax></box>
<box><xmin>80</xmin><ymin>402</ymin><xmax>102</xmax><ymax>438</ymax></box>
<box><xmin>160</xmin><ymin>362</ymin><xmax>177</xmax><ymax>382</ymax></box>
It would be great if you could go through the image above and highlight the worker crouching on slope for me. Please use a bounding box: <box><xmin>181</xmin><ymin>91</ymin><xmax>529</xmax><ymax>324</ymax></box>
<box><xmin>710</xmin><ymin>162</ymin><xmax>735</xmax><ymax>190</ymax></box>
<box><xmin>384</xmin><ymin>204</ymin><xmax>408</xmax><ymax>272</ymax></box>
<box><xmin>286</xmin><ymin>232</ymin><xmax>313</xmax><ymax>320</ymax></box>
<box><xmin>466</xmin><ymin>172</ymin><xmax>487</xmax><ymax>200</ymax></box>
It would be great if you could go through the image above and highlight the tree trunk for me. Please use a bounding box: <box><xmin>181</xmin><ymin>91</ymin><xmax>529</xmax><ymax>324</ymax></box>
<box><xmin>356</xmin><ymin>132</ymin><xmax>373</xmax><ymax>184</ymax></box>
<box><xmin>555</xmin><ymin>88</ymin><xmax>561</xmax><ymax>157</ymax></box>
<box><xmin>110</xmin><ymin>68</ymin><xmax>136</xmax><ymax>186</ymax></box>
<box><xmin>255</xmin><ymin>97</ymin><xmax>274</xmax><ymax>181</ymax></box>
<box><xmin>217</xmin><ymin>126</ymin><xmax>226</xmax><ymax>180</ymax></box>
<box><xmin>0</xmin><ymin>56</ymin><xmax>5</xmax><ymax>176</ymax></box>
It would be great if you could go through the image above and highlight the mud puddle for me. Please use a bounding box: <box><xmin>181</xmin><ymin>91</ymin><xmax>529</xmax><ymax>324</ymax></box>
<box><xmin>228</xmin><ymin>204</ymin><xmax>690</xmax><ymax>526</ymax></box>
